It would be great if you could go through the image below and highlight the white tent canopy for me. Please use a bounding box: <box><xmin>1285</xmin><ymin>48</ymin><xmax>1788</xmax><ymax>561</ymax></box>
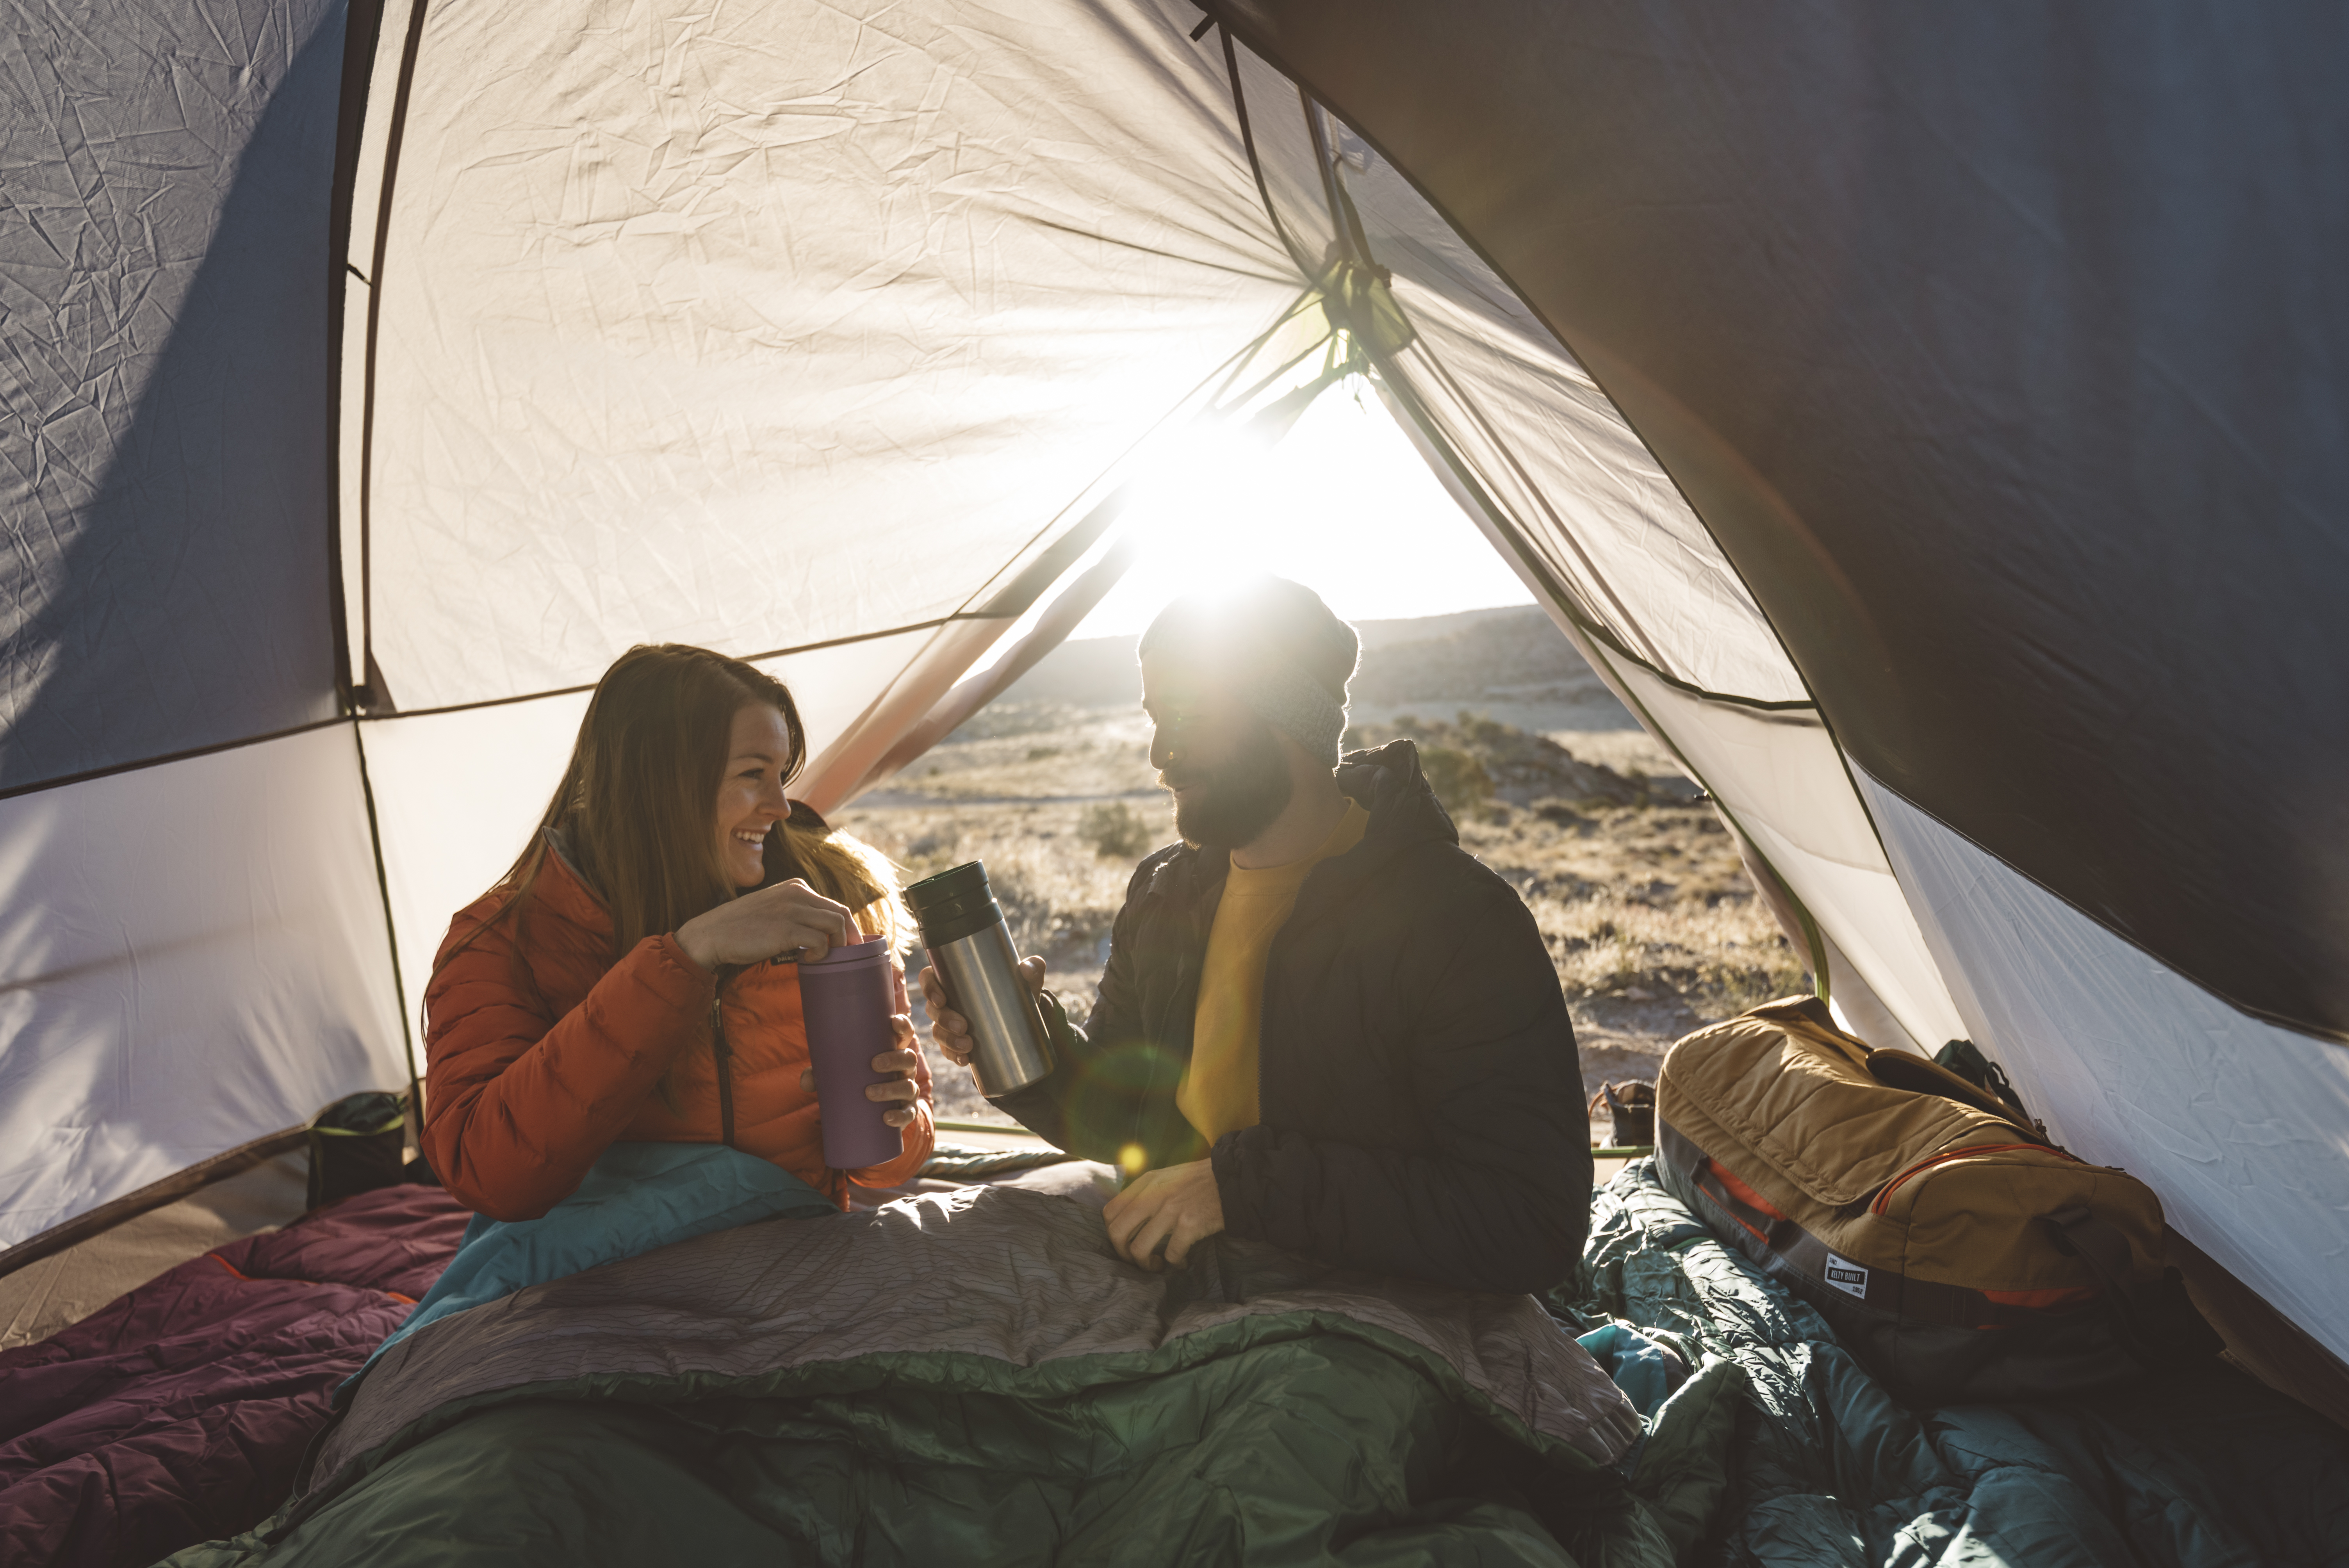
<box><xmin>4</xmin><ymin>0</ymin><xmax>2343</xmax><ymax>1372</ymax></box>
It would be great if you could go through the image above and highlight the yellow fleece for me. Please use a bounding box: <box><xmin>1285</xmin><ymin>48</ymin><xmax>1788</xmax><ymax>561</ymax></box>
<box><xmin>1176</xmin><ymin>800</ymin><xmax>1371</xmax><ymax>1144</ymax></box>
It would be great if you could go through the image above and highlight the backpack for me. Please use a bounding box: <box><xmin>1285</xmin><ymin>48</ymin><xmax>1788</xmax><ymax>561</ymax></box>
<box><xmin>1654</xmin><ymin>996</ymin><xmax>2217</xmax><ymax>1402</ymax></box>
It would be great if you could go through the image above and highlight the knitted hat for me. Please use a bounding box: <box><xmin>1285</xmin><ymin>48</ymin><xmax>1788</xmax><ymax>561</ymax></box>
<box><xmin>1138</xmin><ymin>576</ymin><xmax>1360</xmax><ymax>765</ymax></box>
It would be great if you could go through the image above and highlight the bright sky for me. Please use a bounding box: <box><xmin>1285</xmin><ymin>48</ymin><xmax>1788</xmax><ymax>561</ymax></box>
<box><xmin>1069</xmin><ymin>376</ymin><xmax>1533</xmax><ymax>640</ymax></box>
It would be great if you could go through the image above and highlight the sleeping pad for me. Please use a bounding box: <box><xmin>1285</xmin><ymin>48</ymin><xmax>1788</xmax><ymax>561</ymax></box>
<box><xmin>1553</xmin><ymin>1162</ymin><xmax>2349</xmax><ymax>1566</ymax></box>
<box><xmin>161</xmin><ymin>1181</ymin><xmax>1666</xmax><ymax>1566</ymax></box>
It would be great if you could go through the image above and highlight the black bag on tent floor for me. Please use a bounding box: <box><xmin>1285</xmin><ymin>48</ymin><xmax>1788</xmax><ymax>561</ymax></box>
<box><xmin>305</xmin><ymin>1092</ymin><xmax>409</xmax><ymax>1211</ymax></box>
<box><xmin>1655</xmin><ymin>996</ymin><xmax>2219</xmax><ymax>1403</ymax></box>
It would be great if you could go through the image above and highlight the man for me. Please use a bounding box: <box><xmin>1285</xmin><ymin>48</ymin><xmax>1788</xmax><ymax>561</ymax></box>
<box><xmin>923</xmin><ymin>577</ymin><xmax>1590</xmax><ymax>1295</ymax></box>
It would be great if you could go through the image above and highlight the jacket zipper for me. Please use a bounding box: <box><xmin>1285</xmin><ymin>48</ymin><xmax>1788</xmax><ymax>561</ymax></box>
<box><xmin>1870</xmin><ymin>1141</ymin><xmax>2069</xmax><ymax>1215</ymax></box>
<box><xmin>710</xmin><ymin>993</ymin><xmax>736</xmax><ymax>1151</ymax></box>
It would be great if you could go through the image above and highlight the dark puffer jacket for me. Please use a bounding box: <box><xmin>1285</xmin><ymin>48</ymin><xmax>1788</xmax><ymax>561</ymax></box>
<box><xmin>994</xmin><ymin>739</ymin><xmax>1592</xmax><ymax>1294</ymax></box>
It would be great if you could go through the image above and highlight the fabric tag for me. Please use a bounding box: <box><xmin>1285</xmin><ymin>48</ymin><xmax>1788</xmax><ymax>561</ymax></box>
<box><xmin>1823</xmin><ymin>1253</ymin><xmax>1871</xmax><ymax>1300</ymax></box>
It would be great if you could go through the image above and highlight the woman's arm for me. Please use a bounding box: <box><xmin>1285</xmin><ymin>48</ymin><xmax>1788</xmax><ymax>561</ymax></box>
<box><xmin>422</xmin><ymin>914</ymin><xmax>714</xmax><ymax>1220</ymax></box>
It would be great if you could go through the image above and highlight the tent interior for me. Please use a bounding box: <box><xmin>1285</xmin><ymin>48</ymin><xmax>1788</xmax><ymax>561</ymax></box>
<box><xmin>4</xmin><ymin>0</ymin><xmax>2346</xmax><ymax>1549</ymax></box>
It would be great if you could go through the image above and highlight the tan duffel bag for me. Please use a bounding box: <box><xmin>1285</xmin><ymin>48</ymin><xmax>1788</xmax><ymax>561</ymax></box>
<box><xmin>1655</xmin><ymin>996</ymin><xmax>2217</xmax><ymax>1402</ymax></box>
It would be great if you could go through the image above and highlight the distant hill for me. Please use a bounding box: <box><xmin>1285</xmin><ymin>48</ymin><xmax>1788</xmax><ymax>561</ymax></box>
<box><xmin>996</xmin><ymin>604</ymin><xmax>1618</xmax><ymax>712</ymax></box>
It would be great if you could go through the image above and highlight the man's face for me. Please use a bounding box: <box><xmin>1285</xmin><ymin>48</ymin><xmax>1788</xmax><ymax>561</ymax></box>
<box><xmin>1141</xmin><ymin>653</ymin><xmax>1292</xmax><ymax>850</ymax></box>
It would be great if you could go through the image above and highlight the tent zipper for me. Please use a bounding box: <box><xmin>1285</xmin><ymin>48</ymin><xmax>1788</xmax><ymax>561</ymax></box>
<box><xmin>1870</xmin><ymin>1142</ymin><xmax>2069</xmax><ymax>1215</ymax></box>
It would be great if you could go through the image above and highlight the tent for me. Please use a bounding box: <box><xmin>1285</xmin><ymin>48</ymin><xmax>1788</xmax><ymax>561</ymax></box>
<box><xmin>4</xmin><ymin>0</ymin><xmax>2343</xmax><ymax>1383</ymax></box>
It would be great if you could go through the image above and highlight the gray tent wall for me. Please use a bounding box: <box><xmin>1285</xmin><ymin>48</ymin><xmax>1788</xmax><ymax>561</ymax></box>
<box><xmin>1215</xmin><ymin>0</ymin><xmax>2349</xmax><ymax>1357</ymax></box>
<box><xmin>3</xmin><ymin>0</ymin><xmax>2343</xmax><ymax>1376</ymax></box>
<box><xmin>0</xmin><ymin>0</ymin><xmax>407</xmax><ymax>1246</ymax></box>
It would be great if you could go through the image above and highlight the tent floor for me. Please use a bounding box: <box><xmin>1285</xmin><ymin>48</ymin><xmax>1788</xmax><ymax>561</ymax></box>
<box><xmin>0</xmin><ymin>1153</ymin><xmax>309</xmax><ymax>1352</ymax></box>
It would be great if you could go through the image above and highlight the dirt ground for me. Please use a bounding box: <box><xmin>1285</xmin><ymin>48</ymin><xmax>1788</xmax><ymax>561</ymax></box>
<box><xmin>839</xmin><ymin>703</ymin><xmax>1806</xmax><ymax>1128</ymax></box>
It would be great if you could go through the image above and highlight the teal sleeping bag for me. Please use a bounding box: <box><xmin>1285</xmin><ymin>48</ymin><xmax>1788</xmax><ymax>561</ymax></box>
<box><xmin>1552</xmin><ymin>1162</ymin><xmax>2349</xmax><ymax>1566</ymax></box>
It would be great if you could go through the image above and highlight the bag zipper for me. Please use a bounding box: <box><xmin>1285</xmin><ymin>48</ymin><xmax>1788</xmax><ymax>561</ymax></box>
<box><xmin>1870</xmin><ymin>1141</ymin><xmax>2072</xmax><ymax>1215</ymax></box>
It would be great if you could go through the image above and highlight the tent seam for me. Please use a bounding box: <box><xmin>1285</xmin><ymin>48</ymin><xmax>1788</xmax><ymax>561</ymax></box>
<box><xmin>350</xmin><ymin>0</ymin><xmax>438</xmax><ymax>713</ymax></box>
<box><xmin>1369</xmin><ymin>366</ymin><xmax>1836</xmax><ymax>1001</ymax></box>
<box><xmin>0</xmin><ymin>718</ymin><xmax>352</xmax><ymax>804</ymax></box>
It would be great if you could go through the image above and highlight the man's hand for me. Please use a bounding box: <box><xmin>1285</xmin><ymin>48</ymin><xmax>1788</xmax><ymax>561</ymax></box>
<box><xmin>1101</xmin><ymin>1158</ymin><xmax>1224</xmax><ymax>1270</ymax></box>
<box><xmin>678</xmin><ymin>878</ymin><xmax>853</xmax><ymax>970</ymax></box>
<box><xmin>918</xmin><ymin>955</ymin><xmax>1045</xmax><ymax>1070</ymax></box>
<box><xmin>798</xmin><ymin>1014</ymin><xmax>925</xmax><ymax>1129</ymax></box>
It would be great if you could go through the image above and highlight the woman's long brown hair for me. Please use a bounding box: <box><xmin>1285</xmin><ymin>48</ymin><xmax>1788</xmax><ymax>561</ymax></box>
<box><xmin>447</xmin><ymin>643</ymin><xmax>902</xmax><ymax>976</ymax></box>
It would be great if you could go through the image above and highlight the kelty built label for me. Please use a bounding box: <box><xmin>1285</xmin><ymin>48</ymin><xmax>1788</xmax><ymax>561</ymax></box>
<box><xmin>1823</xmin><ymin>1253</ymin><xmax>1870</xmax><ymax>1300</ymax></box>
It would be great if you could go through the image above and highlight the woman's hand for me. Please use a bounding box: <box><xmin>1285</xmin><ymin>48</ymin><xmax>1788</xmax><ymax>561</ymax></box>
<box><xmin>797</xmin><ymin>1016</ymin><xmax>925</xmax><ymax>1129</ymax></box>
<box><xmin>677</xmin><ymin>878</ymin><xmax>852</xmax><ymax>971</ymax></box>
<box><xmin>918</xmin><ymin>955</ymin><xmax>1046</xmax><ymax>1069</ymax></box>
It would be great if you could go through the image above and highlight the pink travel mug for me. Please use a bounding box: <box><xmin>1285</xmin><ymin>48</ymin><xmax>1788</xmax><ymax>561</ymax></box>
<box><xmin>796</xmin><ymin>936</ymin><xmax>905</xmax><ymax>1170</ymax></box>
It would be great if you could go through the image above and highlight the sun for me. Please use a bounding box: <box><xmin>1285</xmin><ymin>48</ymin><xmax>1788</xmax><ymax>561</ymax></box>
<box><xmin>1072</xmin><ymin>375</ymin><xmax>1535</xmax><ymax>640</ymax></box>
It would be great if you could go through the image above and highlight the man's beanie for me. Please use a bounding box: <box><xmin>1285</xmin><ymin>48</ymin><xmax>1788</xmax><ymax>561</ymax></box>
<box><xmin>1139</xmin><ymin>576</ymin><xmax>1360</xmax><ymax>765</ymax></box>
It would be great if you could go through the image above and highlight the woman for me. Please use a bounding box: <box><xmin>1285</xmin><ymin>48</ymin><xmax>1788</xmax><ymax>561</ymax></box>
<box><xmin>422</xmin><ymin>643</ymin><xmax>933</xmax><ymax>1221</ymax></box>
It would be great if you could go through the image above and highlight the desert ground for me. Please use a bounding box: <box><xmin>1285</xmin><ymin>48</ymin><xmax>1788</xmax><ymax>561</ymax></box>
<box><xmin>838</xmin><ymin>606</ymin><xmax>1807</xmax><ymax>1126</ymax></box>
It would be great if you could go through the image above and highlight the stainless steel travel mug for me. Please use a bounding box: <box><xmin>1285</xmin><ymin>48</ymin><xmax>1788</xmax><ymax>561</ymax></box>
<box><xmin>907</xmin><ymin>861</ymin><xmax>1057</xmax><ymax>1098</ymax></box>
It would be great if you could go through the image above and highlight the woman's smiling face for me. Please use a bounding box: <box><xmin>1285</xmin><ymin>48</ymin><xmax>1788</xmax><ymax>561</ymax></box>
<box><xmin>716</xmin><ymin>703</ymin><xmax>794</xmax><ymax>889</ymax></box>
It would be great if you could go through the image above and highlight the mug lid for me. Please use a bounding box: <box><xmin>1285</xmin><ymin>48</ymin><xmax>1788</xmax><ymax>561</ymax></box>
<box><xmin>905</xmin><ymin>859</ymin><xmax>991</xmax><ymax>913</ymax></box>
<box><xmin>798</xmin><ymin>934</ymin><xmax>890</xmax><ymax>966</ymax></box>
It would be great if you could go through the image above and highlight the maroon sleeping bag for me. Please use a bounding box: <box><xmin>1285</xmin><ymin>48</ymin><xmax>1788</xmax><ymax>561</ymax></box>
<box><xmin>0</xmin><ymin>1185</ymin><xmax>470</xmax><ymax>1568</ymax></box>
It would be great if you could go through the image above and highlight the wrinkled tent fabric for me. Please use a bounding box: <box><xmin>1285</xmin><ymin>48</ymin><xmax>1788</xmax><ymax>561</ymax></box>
<box><xmin>2</xmin><ymin>0</ymin><xmax>2344</xmax><ymax>1384</ymax></box>
<box><xmin>1216</xmin><ymin>1</ymin><xmax>2349</xmax><ymax>1048</ymax></box>
<box><xmin>0</xmin><ymin>0</ymin><xmax>346</xmax><ymax>786</ymax></box>
<box><xmin>1209</xmin><ymin>0</ymin><xmax>2349</xmax><ymax>1367</ymax></box>
<box><xmin>0</xmin><ymin>0</ymin><xmax>405</xmax><ymax>1244</ymax></box>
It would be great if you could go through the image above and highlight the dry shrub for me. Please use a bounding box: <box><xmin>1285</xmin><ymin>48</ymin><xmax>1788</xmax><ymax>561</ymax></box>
<box><xmin>839</xmin><ymin>800</ymin><xmax>1157</xmax><ymax>1020</ymax></box>
<box><xmin>1078</xmin><ymin>801</ymin><xmax>1155</xmax><ymax>859</ymax></box>
<box><xmin>848</xmin><ymin>718</ymin><xmax>1802</xmax><ymax>1064</ymax></box>
<box><xmin>1526</xmin><ymin>887</ymin><xmax>1803</xmax><ymax>1016</ymax></box>
<box><xmin>1415</xmin><ymin>744</ymin><xmax>1495</xmax><ymax>817</ymax></box>
<box><xmin>1349</xmin><ymin>711</ymin><xmax>1654</xmax><ymax>808</ymax></box>
<box><xmin>1460</xmin><ymin>800</ymin><xmax>1806</xmax><ymax>1020</ymax></box>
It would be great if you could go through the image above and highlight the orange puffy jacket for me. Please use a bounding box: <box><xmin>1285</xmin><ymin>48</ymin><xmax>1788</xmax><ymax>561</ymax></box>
<box><xmin>422</xmin><ymin>834</ymin><xmax>933</xmax><ymax>1220</ymax></box>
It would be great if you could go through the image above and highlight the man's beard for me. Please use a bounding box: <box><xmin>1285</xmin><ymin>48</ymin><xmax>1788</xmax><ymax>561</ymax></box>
<box><xmin>1163</xmin><ymin>718</ymin><xmax>1293</xmax><ymax>850</ymax></box>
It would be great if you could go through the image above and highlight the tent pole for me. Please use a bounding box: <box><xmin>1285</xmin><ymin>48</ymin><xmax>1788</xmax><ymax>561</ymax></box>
<box><xmin>847</xmin><ymin>531</ymin><xmax>1145</xmax><ymax>798</ymax></box>
<box><xmin>0</xmin><ymin>1128</ymin><xmax>307</xmax><ymax>1284</ymax></box>
<box><xmin>349</xmin><ymin>719</ymin><xmax>422</xmax><ymax>1140</ymax></box>
<box><xmin>325</xmin><ymin>0</ymin><xmax>392</xmax><ymax>707</ymax></box>
<box><xmin>348</xmin><ymin>0</ymin><xmax>438</xmax><ymax>714</ymax></box>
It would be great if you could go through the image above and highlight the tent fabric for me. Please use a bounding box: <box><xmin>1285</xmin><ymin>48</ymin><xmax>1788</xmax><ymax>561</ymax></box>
<box><xmin>1369</xmin><ymin>371</ymin><xmax>1966</xmax><ymax>1058</ymax></box>
<box><xmin>336</xmin><ymin>0</ymin><xmax>1862</xmax><ymax>1086</ymax></box>
<box><xmin>1214</xmin><ymin>0</ymin><xmax>2349</xmax><ymax>1046</ymax></box>
<box><xmin>1857</xmin><ymin>770</ymin><xmax>2349</xmax><ymax>1368</ymax></box>
<box><xmin>1600</xmin><ymin>662</ymin><xmax>1964</xmax><ymax>1052</ymax></box>
<box><xmin>0</xmin><ymin>0</ymin><xmax>348</xmax><ymax>791</ymax></box>
<box><xmin>342</xmin><ymin>0</ymin><xmax>1306</xmax><ymax>717</ymax></box>
<box><xmin>0</xmin><ymin>726</ymin><xmax>406</xmax><ymax>1247</ymax></box>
